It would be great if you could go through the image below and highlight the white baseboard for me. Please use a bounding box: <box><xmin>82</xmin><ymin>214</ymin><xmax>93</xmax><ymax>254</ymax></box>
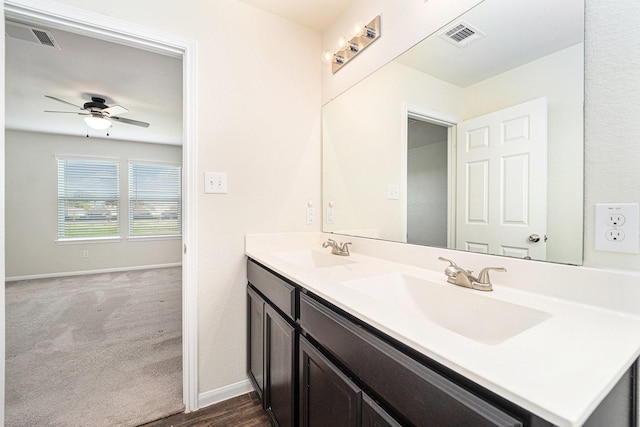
<box><xmin>6</xmin><ymin>262</ymin><xmax>182</xmax><ymax>282</ymax></box>
<box><xmin>198</xmin><ymin>379</ymin><xmax>254</xmax><ymax>409</ymax></box>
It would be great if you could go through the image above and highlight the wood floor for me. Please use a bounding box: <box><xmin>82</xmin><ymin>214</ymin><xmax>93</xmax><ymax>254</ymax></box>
<box><xmin>139</xmin><ymin>392</ymin><xmax>272</xmax><ymax>427</ymax></box>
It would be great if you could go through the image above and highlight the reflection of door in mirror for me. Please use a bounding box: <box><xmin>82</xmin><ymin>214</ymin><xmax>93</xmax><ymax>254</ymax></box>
<box><xmin>456</xmin><ymin>97</ymin><xmax>547</xmax><ymax>260</ymax></box>
<box><xmin>406</xmin><ymin>119</ymin><xmax>448</xmax><ymax>247</ymax></box>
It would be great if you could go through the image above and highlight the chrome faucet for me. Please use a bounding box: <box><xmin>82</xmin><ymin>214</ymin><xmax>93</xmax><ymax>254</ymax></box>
<box><xmin>438</xmin><ymin>257</ymin><xmax>506</xmax><ymax>292</ymax></box>
<box><xmin>322</xmin><ymin>239</ymin><xmax>352</xmax><ymax>256</ymax></box>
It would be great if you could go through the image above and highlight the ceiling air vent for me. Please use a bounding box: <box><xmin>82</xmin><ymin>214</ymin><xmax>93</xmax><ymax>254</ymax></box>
<box><xmin>439</xmin><ymin>20</ymin><xmax>485</xmax><ymax>48</ymax></box>
<box><xmin>5</xmin><ymin>21</ymin><xmax>61</xmax><ymax>50</ymax></box>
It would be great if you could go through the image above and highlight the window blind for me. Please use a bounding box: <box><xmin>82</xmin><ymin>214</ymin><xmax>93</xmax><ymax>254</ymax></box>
<box><xmin>129</xmin><ymin>163</ymin><xmax>182</xmax><ymax>237</ymax></box>
<box><xmin>57</xmin><ymin>158</ymin><xmax>120</xmax><ymax>239</ymax></box>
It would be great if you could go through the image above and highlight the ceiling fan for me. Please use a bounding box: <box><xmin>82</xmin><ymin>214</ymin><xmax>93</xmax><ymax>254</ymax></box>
<box><xmin>45</xmin><ymin>95</ymin><xmax>150</xmax><ymax>130</ymax></box>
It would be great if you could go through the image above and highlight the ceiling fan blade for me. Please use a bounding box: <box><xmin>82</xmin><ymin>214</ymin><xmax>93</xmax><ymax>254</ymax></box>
<box><xmin>111</xmin><ymin>116</ymin><xmax>150</xmax><ymax>128</ymax></box>
<box><xmin>44</xmin><ymin>110</ymin><xmax>89</xmax><ymax>115</ymax></box>
<box><xmin>45</xmin><ymin>95</ymin><xmax>83</xmax><ymax>110</ymax></box>
<box><xmin>102</xmin><ymin>105</ymin><xmax>128</xmax><ymax>116</ymax></box>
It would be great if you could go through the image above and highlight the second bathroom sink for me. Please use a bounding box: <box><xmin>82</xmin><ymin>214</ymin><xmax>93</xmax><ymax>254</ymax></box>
<box><xmin>341</xmin><ymin>273</ymin><xmax>551</xmax><ymax>345</ymax></box>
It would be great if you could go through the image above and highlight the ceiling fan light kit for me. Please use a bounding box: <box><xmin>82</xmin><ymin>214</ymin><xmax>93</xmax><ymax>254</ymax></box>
<box><xmin>84</xmin><ymin>115</ymin><xmax>111</xmax><ymax>130</ymax></box>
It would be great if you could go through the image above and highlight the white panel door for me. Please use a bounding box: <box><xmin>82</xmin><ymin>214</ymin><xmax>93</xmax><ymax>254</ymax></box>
<box><xmin>456</xmin><ymin>97</ymin><xmax>547</xmax><ymax>260</ymax></box>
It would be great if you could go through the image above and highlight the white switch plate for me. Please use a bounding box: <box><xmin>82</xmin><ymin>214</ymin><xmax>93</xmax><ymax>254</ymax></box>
<box><xmin>594</xmin><ymin>203</ymin><xmax>639</xmax><ymax>254</ymax></box>
<box><xmin>204</xmin><ymin>172</ymin><xmax>227</xmax><ymax>194</ymax></box>
<box><xmin>388</xmin><ymin>184</ymin><xmax>400</xmax><ymax>200</ymax></box>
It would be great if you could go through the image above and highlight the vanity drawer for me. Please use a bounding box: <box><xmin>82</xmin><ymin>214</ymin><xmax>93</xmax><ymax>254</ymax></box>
<box><xmin>247</xmin><ymin>259</ymin><xmax>296</xmax><ymax>320</ymax></box>
<box><xmin>299</xmin><ymin>293</ymin><xmax>522</xmax><ymax>427</ymax></box>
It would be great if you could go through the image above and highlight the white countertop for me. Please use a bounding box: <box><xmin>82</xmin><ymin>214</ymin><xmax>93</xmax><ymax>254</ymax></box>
<box><xmin>246</xmin><ymin>232</ymin><xmax>640</xmax><ymax>427</ymax></box>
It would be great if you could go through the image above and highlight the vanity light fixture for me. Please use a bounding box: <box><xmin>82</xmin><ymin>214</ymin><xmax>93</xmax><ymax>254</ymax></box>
<box><xmin>325</xmin><ymin>15</ymin><xmax>381</xmax><ymax>74</ymax></box>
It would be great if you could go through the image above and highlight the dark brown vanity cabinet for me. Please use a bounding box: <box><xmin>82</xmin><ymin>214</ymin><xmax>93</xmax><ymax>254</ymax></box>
<box><xmin>299</xmin><ymin>336</ymin><xmax>361</xmax><ymax>427</ymax></box>
<box><xmin>299</xmin><ymin>335</ymin><xmax>401</xmax><ymax>427</ymax></box>
<box><xmin>264</xmin><ymin>303</ymin><xmax>296</xmax><ymax>427</ymax></box>
<box><xmin>247</xmin><ymin>260</ymin><xmax>297</xmax><ymax>427</ymax></box>
<box><xmin>247</xmin><ymin>259</ymin><xmax>636</xmax><ymax>427</ymax></box>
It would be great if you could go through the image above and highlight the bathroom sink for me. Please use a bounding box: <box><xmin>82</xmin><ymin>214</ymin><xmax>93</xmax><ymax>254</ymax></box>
<box><xmin>271</xmin><ymin>250</ymin><xmax>355</xmax><ymax>269</ymax></box>
<box><xmin>341</xmin><ymin>273</ymin><xmax>551</xmax><ymax>345</ymax></box>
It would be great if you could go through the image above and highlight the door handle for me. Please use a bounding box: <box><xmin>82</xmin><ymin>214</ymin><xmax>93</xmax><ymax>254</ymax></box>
<box><xmin>528</xmin><ymin>234</ymin><xmax>548</xmax><ymax>243</ymax></box>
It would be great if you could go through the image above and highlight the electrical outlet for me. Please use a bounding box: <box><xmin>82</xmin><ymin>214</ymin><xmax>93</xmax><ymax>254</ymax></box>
<box><xmin>326</xmin><ymin>207</ymin><xmax>335</xmax><ymax>224</ymax></box>
<box><xmin>605</xmin><ymin>229</ymin><xmax>625</xmax><ymax>242</ymax></box>
<box><xmin>82</xmin><ymin>250</ymin><xmax>89</xmax><ymax>258</ymax></box>
<box><xmin>606</xmin><ymin>214</ymin><xmax>626</xmax><ymax>227</ymax></box>
<box><xmin>595</xmin><ymin>203</ymin><xmax>639</xmax><ymax>254</ymax></box>
<box><xmin>306</xmin><ymin>207</ymin><xmax>316</xmax><ymax>225</ymax></box>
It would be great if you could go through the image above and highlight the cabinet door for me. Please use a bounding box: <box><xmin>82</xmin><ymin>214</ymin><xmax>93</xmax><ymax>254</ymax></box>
<box><xmin>265</xmin><ymin>304</ymin><xmax>296</xmax><ymax>427</ymax></box>
<box><xmin>299</xmin><ymin>336</ymin><xmax>361</xmax><ymax>427</ymax></box>
<box><xmin>362</xmin><ymin>394</ymin><xmax>402</xmax><ymax>427</ymax></box>
<box><xmin>247</xmin><ymin>286</ymin><xmax>265</xmax><ymax>401</ymax></box>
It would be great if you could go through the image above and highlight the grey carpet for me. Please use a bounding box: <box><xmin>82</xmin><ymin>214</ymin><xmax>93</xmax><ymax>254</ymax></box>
<box><xmin>5</xmin><ymin>267</ymin><xmax>184</xmax><ymax>426</ymax></box>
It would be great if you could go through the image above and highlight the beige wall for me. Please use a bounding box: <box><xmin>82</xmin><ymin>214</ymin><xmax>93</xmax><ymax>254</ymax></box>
<box><xmin>5</xmin><ymin>130</ymin><xmax>182</xmax><ymax>278</ymax></box>
<box><xmin>583</xmin><ymin>0</ymin><xmax>640</xmax><ymax>270</ymax></box>
<box><xmin>44</xmin><ymin>0</ymin><xmax>322</xmax><ymax>394</ymax></box>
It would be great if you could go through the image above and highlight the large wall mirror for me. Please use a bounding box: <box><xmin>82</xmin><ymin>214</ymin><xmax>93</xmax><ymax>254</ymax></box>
<box><xmin>323</xmin><ymin>0</ymin><xmax>584</xmax><ymax>265</ymax></box>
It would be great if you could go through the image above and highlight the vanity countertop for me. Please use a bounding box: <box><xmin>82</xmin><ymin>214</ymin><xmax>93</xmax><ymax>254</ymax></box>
<box><xmin>245</xmin><ymin>233</ymin><xmax>640</xmax><ymax>427</ymax></box>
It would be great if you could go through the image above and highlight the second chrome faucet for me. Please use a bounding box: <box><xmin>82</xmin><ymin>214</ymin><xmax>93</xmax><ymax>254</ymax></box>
<box><xmin>438</xmin><ymin>257</ymin><xmax>506</xmax><ymax>292</ymax></box>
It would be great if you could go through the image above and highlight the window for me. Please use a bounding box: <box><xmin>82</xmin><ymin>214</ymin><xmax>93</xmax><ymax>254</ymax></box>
<box><xmin>129</xmin><ymin>162</ymin><xmax>182</xmax><ymax>237</ymax></box>
<box><xmin>57</xmin><ymin>158</ymin><xmax>120</xmax><ymax>239</ymax></box>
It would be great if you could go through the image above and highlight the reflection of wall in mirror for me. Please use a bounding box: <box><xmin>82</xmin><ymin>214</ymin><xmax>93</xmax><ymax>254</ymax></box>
<box><xmin>323</xmin><ymin>62</ymin><xmax>463</xmax><ymax>242</ymax></box>
<box><xmin>324</xmin><ymin>43</ymin><xmax>583</xmax><ymax>265</ymax></box>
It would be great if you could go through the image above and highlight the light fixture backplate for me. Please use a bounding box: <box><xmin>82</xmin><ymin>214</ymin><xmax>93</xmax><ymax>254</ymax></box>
<box><xmin>331</xmin><ymin>15</ymin><xmax>381</xmax><ymax>74</ymax></box>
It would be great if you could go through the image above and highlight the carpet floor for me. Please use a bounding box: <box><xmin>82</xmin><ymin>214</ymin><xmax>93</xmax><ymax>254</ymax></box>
<box><xmin>5</xmin><ymin>267</ymin><xmax>184</xmax><ymax>426</ymax></box>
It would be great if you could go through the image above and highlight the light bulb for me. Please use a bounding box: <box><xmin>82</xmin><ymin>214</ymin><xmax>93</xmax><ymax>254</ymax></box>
<box><xmin>352</xmin><ymin>22</ymin><xmax>365</xmax><ymax>38</ymax></box>
<box><xmin>322</xmin><ymin>51</ymin><xmax>333</xmax><ymax>62</ymax></box>
<box><xmin>337</xmin><ymin>37</ymin><xmax>347</xmax><ymax>50</ymax></box>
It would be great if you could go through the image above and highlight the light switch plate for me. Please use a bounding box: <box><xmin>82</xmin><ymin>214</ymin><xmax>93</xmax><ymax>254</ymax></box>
<box><xmin>204</xmin><ymin>172</ymin><xmax>227</xmax><ymax>194</ymax></box>
<box><xmin>388</xmin><ymin>184</ymin><xmax>400</xmax><ymax>200</ymax></box>
<box><xmin>594</xmin><ymin>203</ymin><xmax>639</xmax><ymax>253</ymax></box>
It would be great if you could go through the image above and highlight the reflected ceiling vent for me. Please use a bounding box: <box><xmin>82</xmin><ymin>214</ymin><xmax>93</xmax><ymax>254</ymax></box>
<box><xmin>439</xmin><ymin>20</ymin><xmax>485</xmax><ymax>48</ymax></box>
<box><xmin>5</xmin><ymin>21</ymin><xmax>61</xmax><ymax>50</ymax></box>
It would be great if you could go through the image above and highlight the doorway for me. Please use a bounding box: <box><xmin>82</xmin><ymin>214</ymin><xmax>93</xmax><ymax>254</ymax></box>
<box><xmin>406</xmin><ymin>118</ymin><xmax>449</xmax><ymax>247</ymax></box>
<box><xmin>3</xmin><ymin>0</ymin><xmax>199</xmax><ymax>420</ymax></box>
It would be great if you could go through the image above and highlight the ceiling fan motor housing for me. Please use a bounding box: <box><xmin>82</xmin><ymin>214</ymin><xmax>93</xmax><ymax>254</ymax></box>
<box><xmin>83</xmin><ymin>97</ymin><xmax>108</xmax><ymax>110</ymax></box>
